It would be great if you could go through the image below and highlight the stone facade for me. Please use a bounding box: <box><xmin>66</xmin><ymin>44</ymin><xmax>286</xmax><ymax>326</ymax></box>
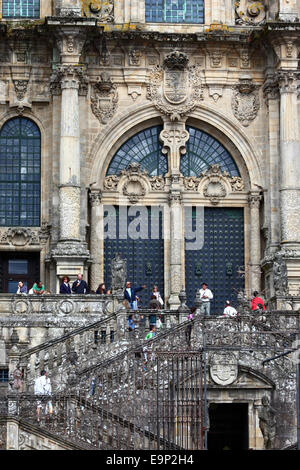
<box><xmin>0</xmin><ymin>0</ymin><xmax>299</xmax><ymax>451</ymax></box>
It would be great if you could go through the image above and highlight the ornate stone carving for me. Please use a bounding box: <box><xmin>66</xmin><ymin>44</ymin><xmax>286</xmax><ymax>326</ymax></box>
<box><xmin>248</xmin><ymin>192</ymin><xmax>262</xmax><ymax>208</ymax></box>
<box><xmin>203</xmin><ymin>180</ymin><xmax>227</xmax><ymax>205</ymax></box>
<box><xmin>91</xmin><ymin>72</ymin><xmax>118</xmax><ymax>124</ymax></box>
<box><xmin>57</xmin><ymin>299</ymin><xmax>76</xmax><ymax>315</ymax></box>
<box><xmin>210</xmin><ymin>352</ymin><xmax>238</xmax><ymax>385</ymax></box>
<box><xmin>201</xmin><ymin>165</ymin><xmax>228</xmax><ymax>204</ymax></box>
<box><xmin>12</xmin><ymin>79</ymin><xmax>29</xmax><ymax>101</ymax></box>
<box><xmin>209</xmin><ymin>50</ymin><xmax>223</xmax><ymax>68</ymax></box>
<box><xmin>277</xmin><ymin>70</ymin><xmax>299</xmax><ymax>94</ymax></box>
<box><xmin>149</xmin><ymin>176</ymin><xmax>165</xmax><ymax>191</ymax></box>
<box><xmin>11</xmin><ymin>298</ymin><xmax>31</xmax><ymax>315</ymax></box>
<box><xmin>59</xmin><ymin>185</ymin><xmax>81</xmax><ymax>240</ymax></box>
<box><xmin>160</xmin><ymin>122</ymin><xmax>189</xmax><ymax>169</ymax></box>
<box><xmin>208</xmin><ymin>86</ymin><xmax>223</xmax><ymax>102</ymax></box>
<box><xmin>235</xmin><ymin>1</ymin><xmax>266</xmax><ymax>26</ymax></box>
<box><xmin>183</xmin><ymin>176</ymin><xmax>200</xmax><ymax>191</ymax></box>
<box><xmin>89</xmin><ymin>191</ymin><xmax>102</xmax><ymax>206</ymax></box>
<box><xmin>230</xmin><ymin>176</ymin><xmax>245</xmax><ymax>192</ymax></box>
<box><xmin>232</xmin><ymin>76</ymin><xmax>260</xmax><ymax>127</ymax></box>
<box><xmin>120</xmin><ymin>163</ymin><xmax>147</xmax><ymax>204</ymax></box>
<box><xmin>128</xmin><ymin>48</ymin><xmax>141</xmax><ymax>66</ymax></box>
<box><xmin>273</xmin><ymin>253</ymin><xmax>289</xmax><ymax>296</ymax></box>
<box><xmin>147</xmin><ymin>50</ymin><xmax>203</xmax><ymax>121</ymax></box>
<box><xmin>82</xmin><ymin>0</ymin><xmax>114</xmax><ymax>22</ymax></box>
<box><xmin>103</xmin><ymin>174</ymin><xmax>119</xmax><ymax>191</ymax></box>
<box><xmin>0</xmin><ymin>225</ymin><xmax>50</xmax><ymax>247</ymax></box>
<box><xmin>168</xmin><ymin>191</ymin><xmax>182</xmax><ymax>205</ymax></box>
<box><xmin>50</xmin><ymin>64</ymin><xmax>89</xmax><ymax>96</ymax></box>
<box><xmin>263</xmin><ymin>74</ymin><xmax>279</xmax><ymax>105</ymax></box>
<box><xmin>111</xmin><ymin>253</ymin><xmax>127</xmax><ymax>293</ymax></box>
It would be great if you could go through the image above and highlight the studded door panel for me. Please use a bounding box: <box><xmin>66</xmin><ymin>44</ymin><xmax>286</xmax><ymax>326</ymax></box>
<box><xmin>104</xmin><ymin>206</ymin><xmax>164</xmax><ymax>307</ymax></box>
<box><xmin>185</xmin><ymin>207</ymin><xmax>244</xmax><ymax>313</ymax></box>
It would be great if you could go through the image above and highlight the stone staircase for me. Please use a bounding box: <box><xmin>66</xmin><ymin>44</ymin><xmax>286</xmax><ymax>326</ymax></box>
<box><xmin>2</xmin><ymin>309</ymin><xmax>299</xmax><ymax>450</ymax></box>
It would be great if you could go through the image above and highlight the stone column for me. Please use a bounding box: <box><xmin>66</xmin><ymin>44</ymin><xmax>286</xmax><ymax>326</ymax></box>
<box><xmin>248</xmin><ymin>191</ymin><xmax>262</xmax><ymax>294</ymax></box>
<box><xmin>278</xmin><ymin>70</ymin><xmax>300</xmax><ymax>249</ymax></box>
<box><xmin>160</xmin><ymin>119</ymin><xmax>189</xmax><ymax>309</ymax></box>
<box><xmin>263</xmin><ymin>74</ymin><xmax>280</xmax><ymax>255</ymax></box>
<box><xmin>89</xmin><ymin>190</ymin><xmax>103</xmax><ymax>292</ymax></box>
<box><xmin>58</xmin><ymin>65</ymin><xmax>81</xmax><ymax>243</ymax></box>
<box><xmin>168</xmin><ymin>191</ymin><xmax>183</xmax><ymax>309</ymax></box>
<box><xmin>49</xmin><ymin>27</ymin><xmax>90</xmax><ymax>284</ymax></box>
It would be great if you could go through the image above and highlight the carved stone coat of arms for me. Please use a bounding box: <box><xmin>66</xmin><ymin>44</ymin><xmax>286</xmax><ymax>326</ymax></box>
<box><xmin>210</xmin><ymin>352</ymin><xmax>238</xmax><ymax>386</ymax></box>
<box><xmin>147</xmin><ymin>51</ymin><xmax>203</xmax><ymax>121</ymax></box>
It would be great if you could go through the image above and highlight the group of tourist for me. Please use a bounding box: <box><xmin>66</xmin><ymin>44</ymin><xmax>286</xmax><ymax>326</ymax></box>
<box><xmin>16</xmin><ymin>276</ymin><xmax>266</xmax><ymax>317</ymax></box>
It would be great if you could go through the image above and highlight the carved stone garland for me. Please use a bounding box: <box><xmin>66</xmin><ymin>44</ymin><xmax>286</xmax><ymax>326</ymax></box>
<box><xmin>147</xmin><ymin>50</ymin><xmax>203</xmax><ymax>121</ymax></box>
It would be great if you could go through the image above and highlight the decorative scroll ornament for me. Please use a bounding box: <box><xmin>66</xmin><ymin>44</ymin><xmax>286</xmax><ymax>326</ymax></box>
<box><xmin>184</xmin><ymin>165</ymin><xmax>244</xmax><ymax>196</ymax></box>
<box><xmin>82</xmin><ymin>0</ymin><xmax>114</xmax><ymax>22</ymax></box>
<box><xmin>91</xmin><ymin>72</ymin><xmax>118</xmax><ymax>124</ymax></box>
<box><xmin>235</xmin><ymin>0</ymin><xmax>266</xmax><ymax>25</ymax></box>
<box><xmin>147</xmin><ymin>50</ymin><xmax>203</xmax><ymax>121</ymax></box>
<box><xmin>232</xmin><ymin>77</ymin><xmax>260</xmax><ymax>127</ymax></box>
<box><xmin>50</xmin><ymin>65</ymin><xmax>89</xmax><ymax>96</ymax></box>
<box><xmin>210</xmin><ymin>352</ymin><xmax>238</xmax><ymax>386</ymax></box>
<box><xmin>184</xmin><ymin>176</ymin><xmax>201</xmax><ymax>191</ymax></box>
<box><xmin>103</xmin><ymin>174</ymin><xmax>119</xmax><ymax>190</ymax></box>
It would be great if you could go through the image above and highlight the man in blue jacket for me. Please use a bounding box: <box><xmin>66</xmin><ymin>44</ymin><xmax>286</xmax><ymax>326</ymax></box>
<box><xmin>72</xmin><ymin>274</ymin><xmax>90</xmax><ymax>294</ymax></box>
<box><xmin>124</xmin><ymin>281</ymin><xmax>146</xmax><ymax>310</ymax></box>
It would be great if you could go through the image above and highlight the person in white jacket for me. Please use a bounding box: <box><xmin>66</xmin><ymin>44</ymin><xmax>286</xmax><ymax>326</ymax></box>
<box><xmin>199</xmin><ymin>283</ymin><xmax>214</xmax><ymax>316</ymax></box>
<box><xmin>34</xmin><ymin>370</ymin><xmax>52</xmax><ymax>422</ymax></box>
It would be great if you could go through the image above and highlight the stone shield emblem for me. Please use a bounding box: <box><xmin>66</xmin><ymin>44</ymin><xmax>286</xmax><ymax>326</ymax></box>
<box><xmin>163</xmin><ymin>70</ymin><xmax>188</xmax><ymax>105</ymax></box>
<box><xmin>210</xmin><ymin>352</ymin><xmax>238</xmax><ymax>385</ymax></box>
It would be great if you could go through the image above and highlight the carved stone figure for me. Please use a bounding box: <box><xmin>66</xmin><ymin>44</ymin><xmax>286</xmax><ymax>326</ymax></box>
<box><xmin>258</xmin><ymin>396</ymin><xmax>276</xmax><ymax>449</ymax></box>
<box><xmin>111</xmin><ymin>254</ymin><xmax>127</xmax><ymax>293</ymax></box>
<box><xmin>273</xmin><ymin>253</ymin><xmax>288</xmax><ymax>296</ymax></box>
<box><xmin>11</xmin><ymin>366</ymin><xmax>23</xmax><ymax>392</ymax></box>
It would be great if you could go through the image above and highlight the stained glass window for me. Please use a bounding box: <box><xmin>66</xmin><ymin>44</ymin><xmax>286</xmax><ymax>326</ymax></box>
<box><xmin>145</xmin><ymin>0</ymin><xmax>204</xmax><ymax>23</ymax></box>
<box><xmin>2</xmin><ymin>0</ymin><xmax>40</xmax><ymax>18</ymax></box>
<box><xmin>180</xmin><ymin>126</ymin><xmax>240</xmax><ymax>177</ymax></box>
<box><xmin>106</xmin><ymin>126</ymin><xmax>167</xmax><ymax>176</ymax></box>
<box><xmin>0</xmin><ymin>118</ymin><xmax>41</xmax><ymax>227</ymax></box>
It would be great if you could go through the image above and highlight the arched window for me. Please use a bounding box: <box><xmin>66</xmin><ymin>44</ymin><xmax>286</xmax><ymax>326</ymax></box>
<box><xmin>145</xmin><ymin>0</ymin><xmax>204</xmax><ymax>23</ymax></box>
<box><xmin>0</xmin><ymin>118</ymin><xmax>41</xmax><ymax>227</ymax></box>
<box><xmin>180</xmin><ymin>126</ymin><xmax>240</xmax><ymax>177</ymax></box>
<box><xmin>106</xmin><ymin>126</ymin><xmax>168</xmax><ymax>176</ymax></box>
<box><xmin>2</xmin><ymin>0</ymin><xmax>40</xmax><ymax>18</ymax></box>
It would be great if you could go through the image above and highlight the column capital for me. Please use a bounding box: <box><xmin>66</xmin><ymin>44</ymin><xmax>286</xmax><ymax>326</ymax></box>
<box><xmin>89</xmin><ymin>190</ymin><xmax>102</xmax><ymax>207</ymax></box>
<box><xmin>276</xmin><ymin>70</ymin><xmax>299</xmax><ymax>94</ymax></box>
<box><xmin>50</xmin><ymin>64</ymin><xmax>89</xmax><ymax>95</ymax></box>
<box><xmin>168</xmin><ymin>190</ymin><xmax>183</xmax><ymax>206</ymax></box>
<box><xmin>248</xmin><ymin>191</ymin><xmax>262</xmax><ymax>209</ymax></box>
<box><xmin>263</xmin><ymin>74</ymin><xmax>280</xmax><ymax>104</ymax></box>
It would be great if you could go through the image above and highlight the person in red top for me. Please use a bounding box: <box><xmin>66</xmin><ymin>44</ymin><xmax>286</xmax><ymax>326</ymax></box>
<box><xmin>251</xmin><ymin>291</ymin><xmax>266</xmax><ymax>311</ymax></box>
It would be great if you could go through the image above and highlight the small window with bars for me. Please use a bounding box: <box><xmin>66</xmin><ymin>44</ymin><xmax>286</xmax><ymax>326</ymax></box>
<box><xmin>2</xmin><ymin>0</ymin><xmax>40</xmax><ymax>18</ymax></box>
<box><xmin>0</xmin><ymin>369</ymin><xmax>9</xmax><ymax>383</ymax></box>
<box><xmin>145</xmin><ymin>0</ymin><xmax>204</xmax><ymax>23</ymax></box>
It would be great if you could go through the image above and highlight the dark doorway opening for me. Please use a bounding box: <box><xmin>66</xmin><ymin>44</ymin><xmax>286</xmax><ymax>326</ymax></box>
<box><xmin>207</xmin><ymin>403</ymin><xmax>248</xmax><ymax>450</ymax></box>
<box><xmin>0</xmin><ymin>252</ymin><xmax>40</xmax><ymax>293</ymax></box>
